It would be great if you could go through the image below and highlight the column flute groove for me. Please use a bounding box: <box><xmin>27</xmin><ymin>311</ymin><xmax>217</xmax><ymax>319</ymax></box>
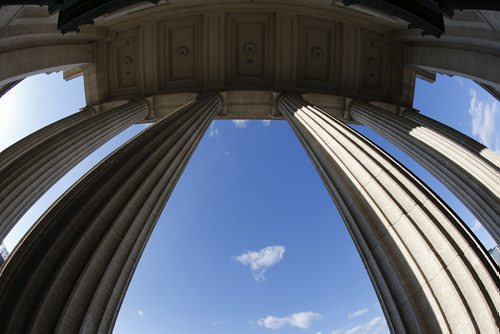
<box><xmin>0</xmin><ymin>93</ymin><xmax>221</xmax><ymax>334</ymax></box>
<box><xmin>350</xmin><ymin>101</ymin><xmax>500</xmax><ymax>244</ymax></box>
<box><xmin>0</xmin><ymin>100</ymin><xmax>149</xmax><ymax>242</ymax></box>
<box><xmin>279</xmin><ymin>94</ymin><xmax>499</xmax><ymax>333</ymax></box>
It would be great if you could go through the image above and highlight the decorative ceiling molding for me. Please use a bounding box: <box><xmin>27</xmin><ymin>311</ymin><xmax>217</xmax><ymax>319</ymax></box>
<box><xmin>99</xmin><ymin>9</ymin><xmax>403</xmax><ymax>107</ymax></box>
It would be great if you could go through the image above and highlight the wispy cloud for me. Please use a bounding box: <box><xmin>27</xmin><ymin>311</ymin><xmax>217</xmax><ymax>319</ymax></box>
<box><xmin>471</xmin><ymin>219</ymin><xmax>483</xmax><ymax>232</ymax></box>
<box><xmin>137</xmin><ymin>310</ymin><xmax>144</xmax><ymax>317</ymax></box>
<box><xmin>233</xmin><ymin>245</ymin><xmax>285</xmax><ymax>281</ymax></box>
<box><xmin>232</xmin><ymin>120</ymin><xmax>248</xmax><ymax>128</ymax></box>
<box><xmin>348</xmin><ymin>309</ymin><xmax>368</xmax><ymax>319</ymax></box>
<box><xmin>257</xmin><ymin>311</ymin><xmax>321</xmax><ymax>330</ymax></box>
<box><xmin>468</xmin><ymin>89</ymin><xmax>499</xmax><ymax>151</ymax></box>
<box><xmin>330</xmin><ymin>316</ymin><xmax>388</xmax><ymax>334</ymax></box>
<box><xmin>262</xmin><ymin>120</ymin><xmax>271</xmax><ymax>127</ymax></box>
<box><xmin>212</xmin><ymin>320</ymin><xmax>225</xmax><ymax>326</ymax></box>
<box><xmin>208</xmin><ymin>124</ymin><xmax>219</xmax><ymax>138</ymax></box>
<box><xmin>454</xmin><ymin>76</ymin><xmax>464</xmax><ymax>87</ymax></box>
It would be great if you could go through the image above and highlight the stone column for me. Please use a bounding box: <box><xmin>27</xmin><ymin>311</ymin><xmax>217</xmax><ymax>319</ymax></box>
<box><xmin>0</xmin><ymin>100</ymin><xmax>149</xmax><ymax>243</ymax></box>
<box><xmin>350</xmin><ymin>101</ymin><xmax>500</xmax><ymax>244</ymax></box>
<box><xmin>404</xmin><ymin>109</ymin><xmax>500</xmax><ymax>169</ymax></box>
<box><xmin>0</xmin><ymin>93</ymin><xmax>221</xmax><ymax>334</ymax></box>
<box><xmin>279</xmin><ymin>94</ymin><xmax>499</xmax><ymax>333</ymax></box>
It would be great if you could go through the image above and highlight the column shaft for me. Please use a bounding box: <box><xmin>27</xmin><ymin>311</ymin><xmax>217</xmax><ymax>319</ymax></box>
<box><xmin>0</xmin><ymin>100</ymin><xmax>149</xmax><ymax>242</ymax></box>
<box><xmin>350</xmin><ymin>101</ymin><xmax>500</xmax><ymax>244</ymax></box>
<box><xmin>279</xmin><ymin>94</ymin><xmax>499</xmax><ymax>333</ymax></box>
<box><xmin>0</xmin><ymin>93</ymin><xmax>221</xmax><ymax>333</ymax></box>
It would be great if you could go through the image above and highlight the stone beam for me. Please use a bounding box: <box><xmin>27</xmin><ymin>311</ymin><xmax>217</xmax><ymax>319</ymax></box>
<box><xmin>405</xmin><ymin>45</ymin><xmax>500</xmax><ymax>89</ymax></box>
<box><xmin>0</xmin><ymin>93</ymin><xmax>221</xmax><ymax>333</ymax></box>
<box><xmin>0</xmin><ymin>100</ymin><xmax>149</xmax><ymax>243</ymax></box>
<box><xmin>0</xmin><ymin>5</ymin><xmax>22</xmax><ymax>27</ymax></box>
<box><xmin>0</xmin><ymin>44</ymin><xmax>94</xmax><ymax>86</ymax></box>
<box><xmin>279</xmin><ymin>94</ymin><xmax>499</xmax><ymax>333</ymax></box>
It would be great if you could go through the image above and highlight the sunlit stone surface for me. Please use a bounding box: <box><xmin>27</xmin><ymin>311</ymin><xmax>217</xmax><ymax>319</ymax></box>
<box><xmin>0</xmin><ymin>1</ymin><xmax>498</xmax><ymax>333</ymax></box>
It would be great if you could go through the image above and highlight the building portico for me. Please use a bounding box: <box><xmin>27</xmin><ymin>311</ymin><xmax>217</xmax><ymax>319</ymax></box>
<box><xmin>0</xmin><ymin>1</ymin><xmax>498</xmax><ymax>333</ymax></box>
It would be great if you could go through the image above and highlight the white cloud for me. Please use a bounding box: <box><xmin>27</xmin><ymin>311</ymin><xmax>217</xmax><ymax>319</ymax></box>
<box><xmin>233</xmin><ymin>245</ymin><xmax>285</xmax><ymax>281</ymax></box>
<box><xmin>262</xmin><ymin>120</ymin><xmax>271</xmax><ymax>127</ymax></box>
<box><xmin>257</xmin><ymin>311</ymin><xmax>321</xmax><ymax>330</ymax></box>
<box><xmin>330</xmin><ymin>316</ymin><xmax>389</xmax><ymax>334</ymax></box>
<box><xmin>208</xmin><ymin>124</ymin><xmax>219</xmax><ymax>138</ymax></box>
<box><xmin>232</xmin><ymin>120</ymin><xmax>248</xmax><ymax>128</ymax></box>
<box><xmin>468</xmin><ymin>89</ymin><xmax>499</xmax><ymax>150</ymax></box>
<box><xmin>348</xmin><ymin>308</ymin><xmax>368</xmax><ymax>319</ymax></box>
<box><xmin>137</xmin><ymin>310</ymin><xmax>144</xmax><ymax>317</ymax></box>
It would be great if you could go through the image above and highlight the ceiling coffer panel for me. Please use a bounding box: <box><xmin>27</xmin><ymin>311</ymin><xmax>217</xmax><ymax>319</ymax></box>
<box><xmin>297</xmin><ymin>16</ymin><xmax>342</xmax><ymax>91</ymax></box>
<box><xmin>158</xmin><ymin>15</ymin><xmax>203</xmax><ymax>90</ymax></box>
<box><xmin>225</xmin><ymin>12</ymin><xmax>275</xmax><ymax>87</ymax></box>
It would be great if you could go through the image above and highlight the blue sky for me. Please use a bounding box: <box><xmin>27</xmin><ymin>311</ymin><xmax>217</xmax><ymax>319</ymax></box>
<box><xmin>0</xmin><ymin>73</ymin><xmax>498</xmax><ymax>334</ymax></box>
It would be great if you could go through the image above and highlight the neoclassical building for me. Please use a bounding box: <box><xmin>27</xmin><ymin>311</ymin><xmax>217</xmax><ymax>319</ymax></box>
<box><xmin>0</xmin><ymin>1</ymin><xmax>498</xmax><ymax>333</ymax></box>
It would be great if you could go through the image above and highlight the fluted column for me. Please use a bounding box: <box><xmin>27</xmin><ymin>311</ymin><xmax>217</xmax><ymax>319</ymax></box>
<box><xmin>405</xmin><ymin>110</ymin><xmax>500</xmax><ymax>169</ymax></box>
<box><xmin>279</xmin><ymin>94</ymin><xmax>499</xmax><ymax>333</ymax></box>
<box><xmin>0</xmin><ymin>100</ymin><xmax>149</xmax><ymax>243</ymax></box>
<box><xmin>350</xmin><ymin>101</ymin><xmax>500</xmax><ymax>244</ymax></box>
<box><xmin>0</xmin><ymin>93</ymin><xmax>221</xmax><ymax>334</ymax></box>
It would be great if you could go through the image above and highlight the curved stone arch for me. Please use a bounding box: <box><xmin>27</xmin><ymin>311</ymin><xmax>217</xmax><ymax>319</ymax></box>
<box><xmin>405</xmin><ymin>46</ymin><xmax>500</xmax><ymax>89</ymax></box>
<box><xmin>0</xmin><ymin>44</ymin><xmax>94</xmax><ymax>86</ymax></box>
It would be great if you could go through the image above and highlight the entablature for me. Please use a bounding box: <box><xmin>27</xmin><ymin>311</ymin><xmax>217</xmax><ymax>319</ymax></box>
<box><xmin>84</xmin><ymin>3</ymin><xmax>409</xmax><ymax>109</ymax></box>
<box><xmin>1</xmin><ymin>2</ymin><xmax>499</xmax><ymax>107</ymax></box>
<box><xmin>91</xmin><ymin>90</ymin><xmax>403</xmax><ymax>123</ymax></box>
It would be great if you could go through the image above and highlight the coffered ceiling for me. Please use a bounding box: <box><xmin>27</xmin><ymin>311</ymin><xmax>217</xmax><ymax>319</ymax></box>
<box><xmin>95</xmin><ymin>5</ymin><xmax>407</xmax><ymax>111</ymax></box>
